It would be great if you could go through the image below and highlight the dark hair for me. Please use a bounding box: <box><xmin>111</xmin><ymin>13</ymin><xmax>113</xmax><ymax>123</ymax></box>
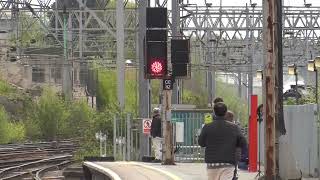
<box><xmin>225</xmin><ymin>110</ymin><xmax>234</xmax><ymax>122</ymax></box>
<box><xmin>213</xmin><ymin>97</ymin><xmax>224</xmax><ymax>104</ymax></box>
<box><xmin>214</xmin><ymin>102</ymin><xmax>227</xmax><ymax>117</ymax></box>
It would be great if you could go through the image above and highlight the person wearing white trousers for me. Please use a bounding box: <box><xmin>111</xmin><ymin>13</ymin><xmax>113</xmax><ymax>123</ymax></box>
<box><xmin>150</xmin><ymin>108</ymin><xmax>162</xmax><ymax>162</ymax></box>
<box><xmin>152</xmin><ymin>136</ymin><xmax>163</xmax><ymax>160</ymax></box>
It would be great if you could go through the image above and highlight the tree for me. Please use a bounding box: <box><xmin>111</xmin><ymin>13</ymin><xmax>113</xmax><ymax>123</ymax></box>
<box><xmin>35</xmin><ymin>87</ymin><xmax>66</xmax><ymax>141</ymax></box>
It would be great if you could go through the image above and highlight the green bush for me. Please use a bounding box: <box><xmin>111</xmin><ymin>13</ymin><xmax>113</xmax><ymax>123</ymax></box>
<box><xmin>7</xmin><ymin>122</ymin><xmax>25</xmax><ymax>143</ymax></box>
<box><xmin>96</xmin><ymin>68</ymin><xmax>138</xmax><ymax>115</ymax></box>
<box><xmin>0</xmin><ymin>106</ymin><xmax>25</xmax><ymax>143</ymax></box>
<box><xmin>0</xmin><ymin>80</ymin><xmax>15</xmax><ymax>95</ymax></box>
<box><xmin>24</xmin><ymin>117</ymin><xmax>40</xmax><ymax>140</ymax></box>
<box><xmin>66</xmin><ymin>100</ymin><xmax>93</xmax><ymax>138</ymax></box>
<box><xmin>216</xmin><ymin>81</ymin><xmax>249</xmax><ymax>125</ymax></box>
<box><xmin>34</xmin><ymin>87</ymin><xmax>67</xmax><ymax>141</ymax></box>
<box><xmin>97</xmin><ymin>70</ymin><xmax>118</xmax><ymax>110</ymax></box>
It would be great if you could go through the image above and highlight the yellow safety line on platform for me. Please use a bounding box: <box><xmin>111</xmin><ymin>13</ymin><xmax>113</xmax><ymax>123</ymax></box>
<box><xmin>127</xmin><ymin>162</ymin><xmax>182</xmax><ymax>180</ymax></box>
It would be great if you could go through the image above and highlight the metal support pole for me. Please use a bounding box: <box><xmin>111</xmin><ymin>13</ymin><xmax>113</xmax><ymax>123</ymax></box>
<box><xmin>100</xmin><ymin>135</ymin><xmax>102</xmax><ymax>157</ymax></box>
<box><xmin>207</xmin><ymin>39</ymin><xmax>213</xmax><ymax>105</ymax></box>
<box><xmin>79</xmin><ymin>1</ymin><xmax>83</xmax><ymax>61</ymax></box>
<box><xmin>54</xmin><ymin>0</ymin><xmax>58</xmax><ymax>44</ymax></box>
<box><xmin>138</xmin><ymin>0</ymin><xmax>150</xmax><ymax>158</ymax></box>
<box><xmin>295</xmin><ymin>71</ymin><xmax>298</xmax><ymax>104</ymax></box>
<box><xmin>172</xmin><ymin>0</ymin><xmax>180</xmax><ymax>104</ymax></box>
<box><xmin>246</xmin><ymin>4</ymin><xmax>253</xmax><ymax>116</ymax></box>
<box><xmin>104</xmin><ymin>135</ymin><xmax>107</xmax><ymax>157</ymax></box>
<box><xmin>62</xmin><ymin>8</ymin><xmax>72</xmax><ymax>100</ymax></box>
<box><xmin>243</xmin><ymin>74</ymin><xmax>248</xmax><ymax>101</ymax></box>
<box><xmin>250</xmin><ymin>5</ymin><xmax>255</xmax><ymax>97</ymax></box>
<box><xmin>62</xmin><ymin>10</ymin><xmax>68</xmax><ymax>99</ymax></box>
<box><xmin>113</xmin><ymin>116</ymin><xmax>117</xmax><ymax>159</ymax></box>
<box><xmin>315</xmin><ymin>69</ymin><xmax>320</xmax><ymax>177</ymax></box>
<box><xmin>116</xmin><ymin>0</ymin><xmax>125</xmax><ymax>109</ymax></box>
<box><xmin>207</xmin><ymin>31</ymin><xmax>216</xmax><ymax>106</ymax></box>
<box><xmin>238</xmin><ymin>71</ymin><xmax>242</xmax><ymax>98</ymax></box>
<box><xmin>316</xmin><ymin>69</ymin><xmax>318</xmax><ymax>106</ymax></box>
<box><xmin>126</xmin><ymin>113</ymin><xmax>131</xmax><ymax>161</ymax></box>
<box><xmin>68</xmin><ymin>13</ymin><xmax>74</xmax><ymax>96</ymax></box>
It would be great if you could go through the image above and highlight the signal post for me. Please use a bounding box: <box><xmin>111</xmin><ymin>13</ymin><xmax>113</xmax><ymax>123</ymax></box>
<box><xmin>162</xmin><ymin>77</ymin><xmax>174</xmax><ymax>165</ymax></box>
<box><xmin>145</xmin><ymin>7</ymin><xmax>190</xmax><ymax>165</ymax></box>
<box><xmin>145</xmin><ymin>7</ymin><xmax>173</xmax><ymax>164</ymax></box>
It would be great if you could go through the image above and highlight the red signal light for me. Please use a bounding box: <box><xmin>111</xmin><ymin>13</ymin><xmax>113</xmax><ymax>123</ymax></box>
<box><xmin>151</xmin><ymin>61</ymin><xmax>163</xmax><ymax>74</ymax></box>
<box><xmin>145</xmin><ymin>40</ymin><xmax>167</xmax><ymax>79</ymax></box>
<box><xmin>148</xmin><ymin>58</ymin><xmax>166</xmax><ymax>77</ymax></box>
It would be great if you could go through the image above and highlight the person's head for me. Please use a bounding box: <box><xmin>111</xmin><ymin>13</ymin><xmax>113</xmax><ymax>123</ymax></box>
<box><xmin>153</xmin><ymin>107</ymin><xmax>160</xmax><ymax>115</ymax></box>
<box><xmin>213</xmin><ymin>102</ymin><xmax>227</xmax><ymax>117</ymax></box>
<box><xmin>225</xmin><ymin>110</ymin><xmax>234</xmax><ymax>123</ymax></box>
<box><xmin>213</xmin><ymin>97</ymin><xmax>224</xmax><ymax>104</ymax></box>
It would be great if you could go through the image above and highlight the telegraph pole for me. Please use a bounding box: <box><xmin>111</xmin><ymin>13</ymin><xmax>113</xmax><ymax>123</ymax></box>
<box><xmin>162</xmin><ymin>87</ymin><xmax>174</xmax><ymax>165</ymax></box>
<box><xmin>262</xmin><ymin>0</ymin><xmax>282</xmax><ymax>179</ymax></box>
<box><xmin>162</xmin><ymin>0</ymin><xmax>181</xmax><ymax>165</ymax></box>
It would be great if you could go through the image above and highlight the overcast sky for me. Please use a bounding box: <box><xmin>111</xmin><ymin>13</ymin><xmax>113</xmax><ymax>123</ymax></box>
<box><xmin>159</xmin><ymin>0</ymin><xmax>320</xmax><ymax>8</ymax></box>
<box><xmin>30</xmin><ymin>0</ymin><xmax>320</xmax><ymax>8</ymax></box>
<box><xmin>186</xmin><ymin>0</ymin><xmax>320</xmax><ymax>6</ymax></box>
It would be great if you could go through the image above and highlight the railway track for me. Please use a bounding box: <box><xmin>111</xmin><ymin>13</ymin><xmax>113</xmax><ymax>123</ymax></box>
<box><xmin>0</xmin><ymin>155</ymin><xmax>72</xmax><ymax>180</ymax></box>
<box><xmin>0</xmin><ymin>140</ymin><xmax>78</xmax><ymax>180</ymax></box>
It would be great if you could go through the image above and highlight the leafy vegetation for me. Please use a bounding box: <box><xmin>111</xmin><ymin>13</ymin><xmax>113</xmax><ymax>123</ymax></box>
<box><xmin>0</xmin><ymin>80</ymin><xmax>15</xmax><ymax>95</ymax></box>
<box><xmin>9</xmin><ymin>13</ymin><xmax>46</xmax><ymax>48</ymax></box>
<box><xmin>284</xmin><ymin>86</ymin><xmax>318</xmax><ymax>105</ymax></box>
<box><xmin>216</xmin><ymin>81</ymin><xmax>249</xmax><ymax>125</ymax></box>
<box><xmin>0</xmin><ymin>106</ymin><xmax>10</xmax><ymax>144</ymax></box>
<box><xmin>0</xmin><ymin>106</ymin><xmax>25</xmax><ymax>143</ymax></box>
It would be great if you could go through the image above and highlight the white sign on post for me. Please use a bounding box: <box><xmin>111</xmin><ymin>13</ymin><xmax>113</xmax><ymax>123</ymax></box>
<box><xmin>175</xmin><ymin>122</ymin><xmax>184</xmax><ymax>143</ymax></box>
<box><xmin>163</xmin><ymin>78</ymin><xmax>173</xmax><ymax>90</ymax></box>
<box><xmin>142</xmin><ymin>119</ymin><xmax>152</xmax><ymax>135</ymax></box>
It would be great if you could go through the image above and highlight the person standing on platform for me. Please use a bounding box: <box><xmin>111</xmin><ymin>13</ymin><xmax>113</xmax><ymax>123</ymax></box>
<box><xmin>150</xmin><ymin>107</ymin><xmax>162</xmax><ymax>162</ymax></box>
<box><xmin>225</xmin><ymin>110</ymin><xmax>249</xmax><ymax>170</ymax></box>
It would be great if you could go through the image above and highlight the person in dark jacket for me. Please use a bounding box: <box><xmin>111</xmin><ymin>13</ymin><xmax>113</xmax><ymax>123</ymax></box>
<box><xmin>225</xmin><ymin>110</ymin><xmax>249</xmax><ymax>170</ymax></box>
<box><xmin>198</xmin><ymin>102</ymin><xmax>247</xmax><ymax>180</ymax></box>
<box><xmin>151</xmin><ymin>108</ymin><xmax>161</xmax><ymax>138</ymax></box>
<box><xmin>150</xmin><ymin>108</ymin><xmax>162</xmax><ymax>162</ymax></box>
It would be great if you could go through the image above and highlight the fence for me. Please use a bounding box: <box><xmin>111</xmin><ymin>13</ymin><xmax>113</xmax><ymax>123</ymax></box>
<box><xmin>258</xmin><ymin>104</ymin><xmax>319</xmax><ymax>178</ymax></box>
<box><xmin>111</xmin><ymin>110</ymin><xmax>210</xmax><ymax>162</ymax></box>
<box><xmin>172</xmin><ymin>109</ymin><xmax>212</xmax><ymax>162</ymax></box>
<box><xmin>113</xmin><ymin>114</ymin><xmax>141</xmax><ymax>161</ymax></box>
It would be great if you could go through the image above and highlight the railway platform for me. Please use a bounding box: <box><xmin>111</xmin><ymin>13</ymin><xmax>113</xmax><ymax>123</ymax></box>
<box><xmin>84</xmin><ymin>161</ymin><xmax>259</xmax><ymax>180</ymax></box>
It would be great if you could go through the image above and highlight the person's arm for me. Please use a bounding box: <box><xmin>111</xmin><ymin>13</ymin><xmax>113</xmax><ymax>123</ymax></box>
<box><xmin>155</xmin><ymin>117</ymin><xmax>161</xmax><ymax>137</ymax></box>
<box><xmin>198</xmin><ymin>125</ymin><xmax>207</xmax><ymax>147</ymax></box>
<box><xmin>150</xmin><ymin>118</ymin><xmax>155</xmax><ymax>137</ymax></box>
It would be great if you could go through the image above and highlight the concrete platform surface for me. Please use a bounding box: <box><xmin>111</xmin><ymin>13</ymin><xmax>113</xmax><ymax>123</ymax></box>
<box><xmin>95</xmin><ymin>161</ymin><xmax>259</xmax><ymax>180</ymax></box>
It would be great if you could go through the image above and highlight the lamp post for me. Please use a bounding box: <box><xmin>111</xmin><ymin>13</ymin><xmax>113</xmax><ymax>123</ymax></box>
<box><xmin>313</xmin><ymin>56</ymin><xmax>320</xmax><ymax>175</ymax></box>
<box><xmin>256</xmin><ymin>70</ymin><xmax>263</xmax><ymax>80</ymax></box>
<box><xmin>256</xmin><ymin>69</ymin><xmax>263</xmax><ymax>177</ymax></box>
<box><xmin>288</xmin><ymin>64</ymin><xmax>298</xmax><ymax>104</ymax></box>
<box><xmin>308</xmin><ymin>60</ymin><xmax>318</xmax><ymax>104</ymax></box>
